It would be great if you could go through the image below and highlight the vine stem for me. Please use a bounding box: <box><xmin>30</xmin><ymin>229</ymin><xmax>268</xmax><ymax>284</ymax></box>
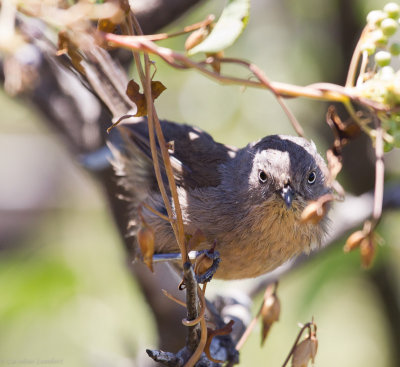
<box><xmin>346</xmin><ymin>24</ymin><xmax>372</xmax><ymax>88</ymax></box>
<box><xmin>372</xmin><ymin>116</ymin><xmax>384</xmax><ymax>226</ymax></box>
<box><xmin>101</xmin><ymin>32</ymin><xmax>388</xmax><ymax>112</ymax></box>
<box><xmin>129</xmin><ymin>14</ymin><xmax>188</xmax><ymax>263</ymax></box>
<box><xmin>281</xmin><ymin>322</ymin><xmax>314</xmax><ymax>367</ymax></box>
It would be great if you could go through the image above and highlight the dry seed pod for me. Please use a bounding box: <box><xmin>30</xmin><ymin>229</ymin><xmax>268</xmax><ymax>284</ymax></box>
<box><xmin>344</xmin><ymin>230</ymin><xmax>366</xmax><ymax>252</ymax></box>
<box><xmin>137</xmin><ymin>225</ymin><xmax>155</xmax><ymax>272</ymax></box>
<box><xmin>185</xmin><ymin>28</ymin><xmax>208</xmax><ymax>51</ymax></box>
<box><xmin>300</xmin><ymin>201</ymin><xmax>327</xmax><ymax>225</ymax></box>
<box><xmin>301</xmin><ymin>194</ymin><xmax>332</xmax><ymax>225</ymax></box>
<box><xmin>292</xmin><ymin>334</ymin><xmax>318</xmax><ymax>367</ymax></box>
<box><xmin>260</xmin><ymin>293</ymin><xmax>280</xmax><ymax>345</ymax></box>
<box><xmin>360</xmin><ymin>236</ymin><xmax>375</xmax><ymax>268</ymax></box>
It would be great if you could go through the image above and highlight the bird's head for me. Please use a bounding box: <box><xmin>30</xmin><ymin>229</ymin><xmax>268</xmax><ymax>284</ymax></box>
<box><xmin>247</xmin><ymin>135</ymin><xmax>330</xmax><ymax>212</ymax></box>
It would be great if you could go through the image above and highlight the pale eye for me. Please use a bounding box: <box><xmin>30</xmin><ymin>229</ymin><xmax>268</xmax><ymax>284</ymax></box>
<box><xmin>258</xmin><ymin>170</ymin><xmax>267</xmax><ymax>183</ymax></box>
<box><xmin>307</xmin><ymin>171</ymin><xmax>316</xmax><ymax>184</ymax></box>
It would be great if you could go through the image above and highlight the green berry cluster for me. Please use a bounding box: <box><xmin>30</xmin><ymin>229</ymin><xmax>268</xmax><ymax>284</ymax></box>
<box><xmin>358</xmin><ymin>2</ymin><xmax>400</xmax><ymax>151</ymax></box>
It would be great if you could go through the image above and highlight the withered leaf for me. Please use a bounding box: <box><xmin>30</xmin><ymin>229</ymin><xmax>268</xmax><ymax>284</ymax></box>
<box><xmin>126</xmin><ymin>79</ymin><xmax>167</xmax><ymax>117</ymax></box>
<box><xmin>360</xmin><ymin>236</ymin><xmax>375</xmax><ymax>269</ymax></box>
<box><xmin>326</xmin><ymin>105</ymin><xmax>361</xmax><ymax>148</ymax></box>
<box><xmin>260</xmin><ymin>292</ymin><xmax>280</xmax><ymax>345</ymax></box>
<box><xmin>57</xmin><ymin>31</ymin><xmax>85</xmax><ymax>75</ymax></box>
<box><xmin>344</xmin><ymin>230</ymin><xmax>366</xmax><ymax>253</ymax></box>
<box><xmin>98</xmin><ymin>18</ymin><xmax>117</xmax><ymax>33</ymax></box>
<box><xmin>326</xmin><ymin>148</ymin><xmax>342</xmax><ymax>182</ymax></box>
<box><xmin>292</xmin><ymin>333</ymin><xmax>318</xmax><ymax>367</ymax></box>
<box><xmin>185</xmin><ymin>27</ymin><xmax>209</xmax><ymax>51</ymax></box>
<box><xmin>301</xmin><ymin>194</ymin><xmax>333</xmax><ymax>225</ymax></box>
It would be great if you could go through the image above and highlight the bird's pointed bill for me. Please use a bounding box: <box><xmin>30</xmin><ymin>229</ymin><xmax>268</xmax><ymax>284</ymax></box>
<box><xmin>280</xmin><ymin>185</ymin><xmax>294</xmax><ymax>208</ymax></box>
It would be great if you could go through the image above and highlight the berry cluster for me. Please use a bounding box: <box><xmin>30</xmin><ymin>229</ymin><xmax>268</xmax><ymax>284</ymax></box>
<box><xmin>357</xmin><ymin>3</ymin><xmax>400</xmax><ymax>151</ymax></box>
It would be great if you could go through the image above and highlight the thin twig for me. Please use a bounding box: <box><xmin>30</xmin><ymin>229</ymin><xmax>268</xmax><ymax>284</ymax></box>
<box><xmin>101</xmin><ymin>33</ymin><xmax>364</xmax><ymax>103</ymax></box>
<box><xmin>281</xmin><ymin>322</ymin><xmax>314</xmax><ymax>367</ymax></box>
<box><xmin>142</xmin><ymin>202</ymin><xmax>171</xmax><ymax>222</ymax></box>
<box><xmin>162</xmin><ymin>289</ymin><xmax>187</xmax><ymax>307</ymax></box>
<box><xmin>139</xmin><ymin>14</ymin><xmax>215</xmax><ymax>41</ymax></box>
<box><xmin>372</xmin><ymin>116</ymin><xmax>384</xmax><ymax>225</ymax></box>
<box><xmin>346</xmin><ymin>24</ymin><xmax>371</xmax><ymax>88</ymax></box>
<box><xmin>184</xmin><ymin>285</ymin><xmax>208</xmax><ymax>367</ymax></box>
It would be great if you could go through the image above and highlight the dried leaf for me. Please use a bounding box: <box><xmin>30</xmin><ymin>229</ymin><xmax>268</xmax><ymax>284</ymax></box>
<box><xmin>57</xmin><ymin>31</ymin><xmax>85</xmax><ymax>75</ymax></box>
<box><xmin>185</xmin><ymin>27</ymin><xmax>209</xmax><ymax>51</ymax></box>
<box><xmin>260</xmin><ymin>292</ymin><xmax>280</xmax><ymax>345</ymax></box>
<box><xmin>126</xmin><ymin>80</ymin><xmax>167</xmax><ymax>117</ymax></box>
<box><xmin>137</xmin><ymin>225</ymin><xmax>155</xmax><ymax>272</ymax></box>
<box><xmin>326</xmin><ymin>148</ymin><xmax>342</xmax><ymax>182</ymax></box>
<box><xmin>206</xmin><ymin>51</ymin><xmax>224</xmax><ymax>73</ymax></box>
<box><xmin>301</xmin><ymin>194</ymin><xmax>333</xmax><ymax>225</ymax></box>
<box><xmin>344</xmin><ymin>230</ymin><xmax>366</xmax><ymax>252</ymax></box>
<box><xmin>292</xmin><ymin>334</ymin><xmax>318</xmax><ymax>367</ymax></box>
<box><xmin>360</xmin><ymin>236</ymin><xmax>376</xmax><ymax>268</ymax></box>
<box><xmin>188</xmin><ymin>0</ymin><xmax>250</xmax><ymax>55</ymax></box>
<box><xmin>326</xmin><ymin>105</ymin><xmax>361</xmax><ymax>148</ymax></box>
<box><xmin>98</xmin><ymin>18</ymin><xmax>117</xmax><ymax>33</ymax></box>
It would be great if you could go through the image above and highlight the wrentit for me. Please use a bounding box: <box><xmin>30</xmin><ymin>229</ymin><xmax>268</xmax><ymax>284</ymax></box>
<box><xmin>110</xmin><ymin>119</ymin><xmax>331</xmax><ymax>280</ymax></box>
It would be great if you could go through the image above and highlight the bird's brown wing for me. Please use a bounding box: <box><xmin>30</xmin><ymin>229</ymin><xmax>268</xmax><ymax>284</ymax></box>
<box><xmin>117</xmin><ymin>119</ymin><xmax>237</xmax><ymax>189</ymax></box>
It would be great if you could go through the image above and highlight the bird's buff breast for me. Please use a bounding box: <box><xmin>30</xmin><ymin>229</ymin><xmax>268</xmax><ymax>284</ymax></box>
<box><xmin>214</xmin><ymin>200</ymin><xmax>324</xmax><ymax>279</ymax></box>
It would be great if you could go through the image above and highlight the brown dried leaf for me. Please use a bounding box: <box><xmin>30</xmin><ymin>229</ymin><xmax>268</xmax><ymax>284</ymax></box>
<box><xmin>137</xmin><ymin>225</ymin><xmax>155</xmax><ymax>272</ymax></box>
<box><xmin>344</xmin><ymin>230</ymin><xmax>366</xmax><ymax>253</ymax></box>
<box><xmin>360</xmin><ymin>236</ymin><xmax>376</xmax><ymax>268</ymax></box>
<box><xmin>57</xmin><ymin>31</ymin><xmax>85</xmax><ymax>75</ymax></box>
<box><xmin>185</xmin><ymin>27</ymin><xmax>209</xmax><ymax>51</ymax></box>
<box><xmin>292</xmin><ymin>334</ymin><xmax>318</xmax><ymax>367</ymax></box>
<box><xmin>206</xmin><ymin>51</ymin><xmax>224</xmax><ymax>73</ymax></box>
<box><xmin>301</xmin><ymin>194</ymin><xmax>333</xmax><ymax>225</ymax></box>
<box><xmin>326</xmin><ymin>105</ymin><xmax>361</xmax><ymax>147</ymax></box>
<box><xmin>126</xmin><ymin>80</ymin><xmax>167</xmax><ymax>117</ymax></box>
<box><xmin>326</xmin><ymin>148</ymin><xmax>342</xmax><ymax>182</ymax></box>
<box><xmin>260</xmin><ymin>292</ymin><xmax>280</xmax><ymax>345</ymax></box>
<box><xmin>151</xmin><ymin>80</ymin><xmax>167</xmax><ymax>100</ymax></box>
<box><xmin>98</xmin><ymin>18</ymin><xmax>117</xmax><ymax>33</ymax></box>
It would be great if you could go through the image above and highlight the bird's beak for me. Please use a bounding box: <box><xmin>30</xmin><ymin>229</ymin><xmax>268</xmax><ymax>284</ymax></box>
<box><xmin>280</xmin><ymin>185</ymin><xmax>294</xmax><ymax>208</ymax></box>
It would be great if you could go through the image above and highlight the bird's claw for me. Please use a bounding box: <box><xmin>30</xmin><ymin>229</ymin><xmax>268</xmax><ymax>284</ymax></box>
<box><xmin>194</xmin><ymin>249</ymin><xmax>221</xmax><ymax>284</ymax></box>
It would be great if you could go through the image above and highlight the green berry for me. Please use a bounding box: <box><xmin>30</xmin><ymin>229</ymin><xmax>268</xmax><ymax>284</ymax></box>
<box><xmin>384</xmin><ymin>2</ymin><xmax>400</xmax><ymax>19</ymax></box>
<box><xmin>361</xmin><ymin>42</ymin><xmax>376</xmax><ymax>55</ymax></box>
<box><xmin>375</xmin><ymin>50</ymin><xmax>392</xmax><ymax>66</ymax></box>
<box><xmin>371</xmin><ymin>29</ymin><xmax>388</xmax><ymax>46</ymax></box>
<box><xmin>379</xmin><ymin>65</ymin><xmax>395</xmax><ymax>80</ymax></box>
<box><xmin>380</xmin><ymin>17</ymin><xmax>398</xmax><ymax>36</ymax></box>
<box><xmin>390</xmin><ymin>42</ymin><xmax>400</xmax><ymax>55</ymax></box>
<box><xmin>367</xmin><ymin>10</ymin><xmax>387</xmax><ymax>25</ymax></box>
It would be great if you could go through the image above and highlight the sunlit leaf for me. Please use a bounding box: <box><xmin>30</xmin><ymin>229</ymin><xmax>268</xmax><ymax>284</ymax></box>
<box><xmin>188</xmin><ymin>0</ymin><xmax>250</xmax><ymax>55</ymax></box>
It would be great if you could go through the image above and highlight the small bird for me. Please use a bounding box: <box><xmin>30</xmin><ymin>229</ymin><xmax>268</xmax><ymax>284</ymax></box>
<box><xmin>110</xmin><ymin>119</ymin><xmax>331</xmax><ymax>280</ymax></box>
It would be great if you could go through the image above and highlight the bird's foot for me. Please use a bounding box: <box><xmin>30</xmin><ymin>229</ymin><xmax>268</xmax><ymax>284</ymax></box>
<box><xmin>194</xmin><ymin>249</ymin><xmax>221</xmax><ymax>283</ymax></box>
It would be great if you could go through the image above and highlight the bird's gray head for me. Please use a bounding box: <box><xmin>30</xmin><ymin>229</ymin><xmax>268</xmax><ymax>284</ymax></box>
<box><xmin>246</xmin><ymin>135</ymin><xmax>330</xmax><ymax>211</ymax></box>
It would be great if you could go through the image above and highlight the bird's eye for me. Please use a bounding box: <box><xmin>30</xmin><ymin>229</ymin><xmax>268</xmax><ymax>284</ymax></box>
<box><xmin>258</xmin><ymin>170</ymin><xmax>267</xmax><ymax>183</ymax></box>
<box><xmin>307</xmin><ymin>171</ymin><xmax>316</xmax><ymax>184</ymax></box>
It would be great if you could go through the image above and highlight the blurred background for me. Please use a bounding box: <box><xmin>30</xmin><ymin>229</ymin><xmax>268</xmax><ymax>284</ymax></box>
<box><xmin>1</xmin><ymin>0</ymin><xmax>400</xmax><ymax>366</ymax></box>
